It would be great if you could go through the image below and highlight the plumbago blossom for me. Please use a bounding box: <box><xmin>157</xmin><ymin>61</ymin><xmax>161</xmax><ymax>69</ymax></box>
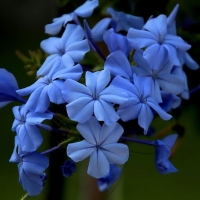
<box><xmin>0</xmin><ymin>1</ymin><xmax>199</xmax><ymax>198</ymax></box>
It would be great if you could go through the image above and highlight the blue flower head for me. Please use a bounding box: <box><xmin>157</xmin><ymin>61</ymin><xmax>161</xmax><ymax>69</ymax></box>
<box><xmin>9</xmin><ymin>136</ymin><xmax>49</xmax><ymax>196</ymax></box>
<box><xmin>98</xmin><ymin>164</ymin><xmax>122</xmax><ymax>191</ymax></box>
<box><xmin>67</xmin><ymin>116</ymin><xmax>129</xmax><ymax>178</ymax></box>
<box><xmin>92</xmin><ymin>7</ymin><xmax>144</xmax><ymax>41</ymax></box>
<box><xmin>111</xmin><ymin>74</ymin><xmax>172</xmax><ymax>134</ymax></box>
<box><xmin>12</xmin><ymin>105</ymin><xmax>53</xmax><ymax>152</ymax></box>
<box><xmin>128</xmin><ymin>14</ymin><xmax>191</xmax><ymax>69</ymax></box>
<box><xmin>62</xmin><ymin>68</ymin><xmax>128</xmax><ymax>125</ymax></box>
<box><xmin>0</xmin><ymin>68</ymin><xmax>23</xmax><ymax>108</ymax></box>
<box><xmin>61</xmin><ymin>160</ymin><xmax>76</xmax><ymax>178</ymax></box>
<box><xmin>38</xmin><ymin>24</ymin><xmax>89</xmax><ymax>76</ymax></box>
<box><xmin>155</xmin><ymin>134</ymin><xmax>178</xmax><ymax>174</ymax></box>
<box><xmin>45</xmin><ymin>0</ymin><xmax>99</xmax><ymax>35</ymax></box>
<box><xmin>17</xmin><ymin>64</ymin><xmax>83</xmax><ymax>113</ymax></box>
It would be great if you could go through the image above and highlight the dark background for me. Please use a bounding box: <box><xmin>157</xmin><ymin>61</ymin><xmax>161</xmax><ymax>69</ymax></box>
<box><xmin>0</xmin><ymin>0</ymin><xmax>200</xmax><ymax>199</ymax></box>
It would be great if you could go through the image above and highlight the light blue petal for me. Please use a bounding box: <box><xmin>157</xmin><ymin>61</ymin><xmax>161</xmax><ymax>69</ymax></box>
<box><xmin>17</xmin><ymin>124</ymin><xmax>43</xmax><ymax>152</ymax></box>
<box><xmin>74</xmin><ymin>0</ymin><xmax>99</xmax><ymax>17</ymax></box>
<box><xmin>26</xmin><ymin>112</ymin><xmax>53</xmax><ymax>125</ymax></box>
<box><xmin>157</xmin><ymin>73</ymin><xmax>185</xmax><ymax>94</ymax></box>
<box><xmin>67</xmin><ymin>140</ymin><xmax>95</xmax><ymax>162</ymax></box>
<box><xmin>99</xmin><ymin>122</ymin><xmax>124</xmax><ymax>145</ymax></box>
<box><xmin>66</xmin><ymin>40</ymin><xmax>90</xmax><ymax>62</ymax></box>
<box><xmin>67</xmin><ymin>98</ymin><xmax>94</xmax><ymax>122</ymax></box>
<box><xmin>182</xmin><ymin>51</ymin><xmax>199</xmax><ymax>70</ymax></box>
<box><xmin>163</xmin><ymin>44</ymin><xmax>180</xmax><ymax>66</ymax></box>
<box><xmin>146</xmin><ymin>97</ymin><xmax>172</xmax><ymax>120</ymax></box>
<box><xmin>48</xmin><ymin>81</ymin><xmax>65</xmax><ymax>104</ymax></box>
<box><xmin>164</xmin><ymin>34</ymin><xmax>191</xmax><ymax>50</ymax></box>
<box><xmin>99</xmin><ymin>85</ymin><xmax>128</xmax><ymax>104</ymax></box>
<box><xmin>104</xmin><ymin>50</ymin><xmax>133</xmax><ymax>81</ymax></box>
<box><xmin>138</xmin><ymin>104</ymin><xmax>154</xmax><ymax>134</ymax></box>
<box><xmin>62</xmin><ymin>79</ymin><xmax>92</xmax><ymax>102</ymax></box>
<box><xmin>22</xmin><ymin>152</ymin><xmax>49</xmax><ymax>174</ymax></box>
<box><xmin>118</xmin><ymin>98</ymin><xmax>141</xmax><ymax>121</ymax></box>
<box><xmin>37</xmin><ymin>54</ymin><xmax>61</xmax><ymax>76</ymax></box>
<box><xmin>40</xmin><ymin>37</ymin><xmax>61</xmax><ymax>54</ymax></box>
<box><xmin>94</xmin><ymin>100</ymin><xmax>119</xmax><ymax>125</ymax></box>
<box><xmin>76</xmin><ymin>116</ymin><xmax>101</xmax><ymax>145</ymax></box>
<box><xmin>92</xmin><ymin>18</ymin><xmax>112</xmax><ymax>41</ymax></box>
<box><xmin>101</xmin><ymin>143</ymin><xmax>129</xmax><ymax>164</ymax></box>
<box><xmin>143</xmin><ymin>44</ymin><xmax>167</xmax><ymax>70</ymax></box>
<box><xmin>167</xmin><ymin>4</ymin><xmax>179</xmax><ymax>28</ymax></box>
<box><xmin>87</xmin><ymin>150</ymin><xmax>110</xmax><ymax>178</ymax></box>
<box><xmin>144</xmin><ymin>14</ymin><xmax>167</xmax><ymax>39</ymax></box>
<box><xmin>127</xmin><ymin>28</ymin><xmax>156</xmax><ymax>49</ymax></box>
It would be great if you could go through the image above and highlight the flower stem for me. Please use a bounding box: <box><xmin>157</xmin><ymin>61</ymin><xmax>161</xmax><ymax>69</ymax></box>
<box><xmin>121</xmin><ymin>136</ymin><xmax>156</xmax><ymax>146</ymax></box>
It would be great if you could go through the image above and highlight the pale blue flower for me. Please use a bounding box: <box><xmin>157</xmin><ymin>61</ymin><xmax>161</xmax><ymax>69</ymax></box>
<box><xmin>38</xmin><ymin>24</ymin><xmax>89</xmax><ymax>76</ymax></box>
<box><xmin>62</xmin><ymin>69</ymin><xmax>128</xmax><ymax>125</ymax></box>
<box><xmin>67</xmin><ymin>116</ymin><xmax>129</xmax><ymax>178</ymax></box>
<box><xmin>127</xmin><ymin>14</ymin><xmax>191</xmax><ymax>69</ymax></box>
<box><xmin>45</xmin><ymin>0</ymin><xmax>99</xmax><ymax>35</ymax></box>
<box><xmin>17</xmin><ymin>64</ymin><xmax>83</xmax><ymax>112</ymax></box>
<box><xmin>9</xmin><ymin>136</ymin><xmax>49</xmax><ymax>196</ymax></box>
<box><xmin>155</xmin><ymin>134</ymin><xmax>178</xmax><ymax>174</ymax></box>
<box><xmin>111</xmin><ymin>74</ymin><xmax>172</xmax><ymax>134</ymax></box>
<box><xmin>12</xmin><ymin>105</ymin><xmax>53</xmax><ymax>152</ymax></box>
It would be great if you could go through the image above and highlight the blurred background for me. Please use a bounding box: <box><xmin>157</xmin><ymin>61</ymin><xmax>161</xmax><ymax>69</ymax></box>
<box><xmin>0</xmin><ymin>0</ymin><xmax>200</xmax><ymax>199</ymax></box>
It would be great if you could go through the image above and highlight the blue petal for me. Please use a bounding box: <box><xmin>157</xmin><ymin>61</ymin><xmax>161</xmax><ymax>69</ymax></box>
<box><xmin>67</xmin><ymin>140</ymin><xmax>95</xmax><ymax>162</ymax></box>
<box><xmin>146</xmin><ymin>97</ymin><xmax>172</xmax><ymax>120</ymax></box>
<box><xmin>118</xmin><ymin>98</ymin><xmax>141</xmax><ymax>121</ymax></box>
<box><xmin>99</xmin><ymin>122</ymin><xmax>124</xmax><ymax>145</ymax></box>
<box><xmin>67</xmin><ymin>98</ymin><xmax>94</xmax><ymax>122</ymax></box>
<box><xmin>143</xmin><ymin>44</ymin><xmax>167</xmax><ymax>70</ymax></box>
<box><xmin>101</xmin><ymin>143</ymin><xmax>129</xmax><ymax>164</ymax></box>
<box><xmin>103</xmin><ymin>28</ymin><xmax>129</xmax><ymax>55</ymax></box>
<box><xmin>40</xmin><ymin>37</ymin><xmax>61</xmax><ymax>54</ymax></box>
<box><xmin>17</xmin><ymin>124</ymin><xmax>43</xmax><ymax>152</ymax></box>
<box><xmin>138</xmin><ymin>104</ymin><xmax>154</xmax><ymax>134</ymax></box>
<box><xmin>62</xmin><ymin>79</ymin><xmax>92</xmax><ymax>102</ymax></box>
<box><xmin>45</xmin><ymin>14</ymin><xmax>73</xmax><ymax>35</ymax></box>
<box><xmin>26</xmin><ymin>112</ymin><xmax>53</xmax><ymax>125</ymax></box>
<box><xmin>94</xmin><ymin>99</ymin><xmax>119</xmax><ymax>125</ymax></box>
<box><xmin>74</xmin><ymin>0</ymin><xmax>99</xmax><ymax>17</ymax></box>
<box><xmin>92</xmin><ymin>18</ymin><xmax>112</xmax><ymax>41</ymax></box>
<box><xmin>127</xmin><ymin>28</ymin><xmax>156</xmax><ymax>49</ymax></box>
<box><xmin>76</xmin><ymin>116</ymin><xmax>101</xmax><ymax>145</ymax></box>
<box><xmin>87</xmin><ymin>150</ymin><xmax>110</xmax><ymax>178</ymax></box>
<box><xmin>144</xmin><ymin>14</ymin><xmax>167</xmax><ymax>40</ymax></box>
<box><xmin>66</xmin><ymin>40</ymin><xmax>90</xmax><ymax>62</ymax></box>
<box><xmin>104</xmin><ymin>50</ymin><xmax>133</xmax><ymax>81</ymax></box>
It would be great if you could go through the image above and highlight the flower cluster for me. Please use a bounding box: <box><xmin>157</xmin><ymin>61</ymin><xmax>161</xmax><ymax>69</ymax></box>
<box><xmin>0</xmin><ymin>0</ymin><xmax>199</xmax><ymax>198</ymax></box>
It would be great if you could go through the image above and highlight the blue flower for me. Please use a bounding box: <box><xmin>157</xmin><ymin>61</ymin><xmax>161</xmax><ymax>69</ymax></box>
<box><xmin>62</xmin><ymin>69</ymin><xmax>128</xmax><ymax>125</ymax></box>
<box><xmin>0</xmin><ymin>68</ymin><xmax>23</xmax><ymax>108</ymax></box>
<box><xmin>132</xmin><ymin>49</ymin><xmax>185</xmax><ymax>102</ymax></box>
<box><xmin>45</xmin><ymin>0</ymin><xmax>99</xmax><ymax>35</ymax></box>
<box><xmin>127</xmin><ymin>14</ymin><xmax>191</xmax><ymax>69</ymax></box>
<box><xmin>17</xmin><ymin>64</ymin><xmax>83</xmax><ymax>112</ymax></box>
<box><xmin>67</xmin><ymin>116</ymin><xmax>129</xmax><ymax>178</ymax></box>
<box><xmin>98</xmin><ymin>164</ymin><xmax>122</xmax><ymax>191</ymax></box>
<box><xmin>111</xmin><ymin>74</ymin><xmax>172</xmax><ymax>134</ymax></box>
<box><xmin>38</xmin><ymin>24</ymin><xmax>89</xmax><ymax>76</ymax></box>
<box><xmin>61</xmin><ymin>160</ymin><xmax>76</xmax><ymax>178</ymax></box>
<box><xmin>92</xmin><ymin>7</ymin><xmax>144</xmax><ymax>41</ymax></box>
<box><xmin>12</xmin><ymin>105</ymin><xmax>53</xmax><ymax>152</ymax></box>
<box><xmin>155</xmin><ymin>134</ymin><xmax>178</xmax><ymax>174</ymax></box>
<box><xmin>9</xmin><ymin>136</ymin><xmax>49</xmax><ymax>196</ymax></box>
